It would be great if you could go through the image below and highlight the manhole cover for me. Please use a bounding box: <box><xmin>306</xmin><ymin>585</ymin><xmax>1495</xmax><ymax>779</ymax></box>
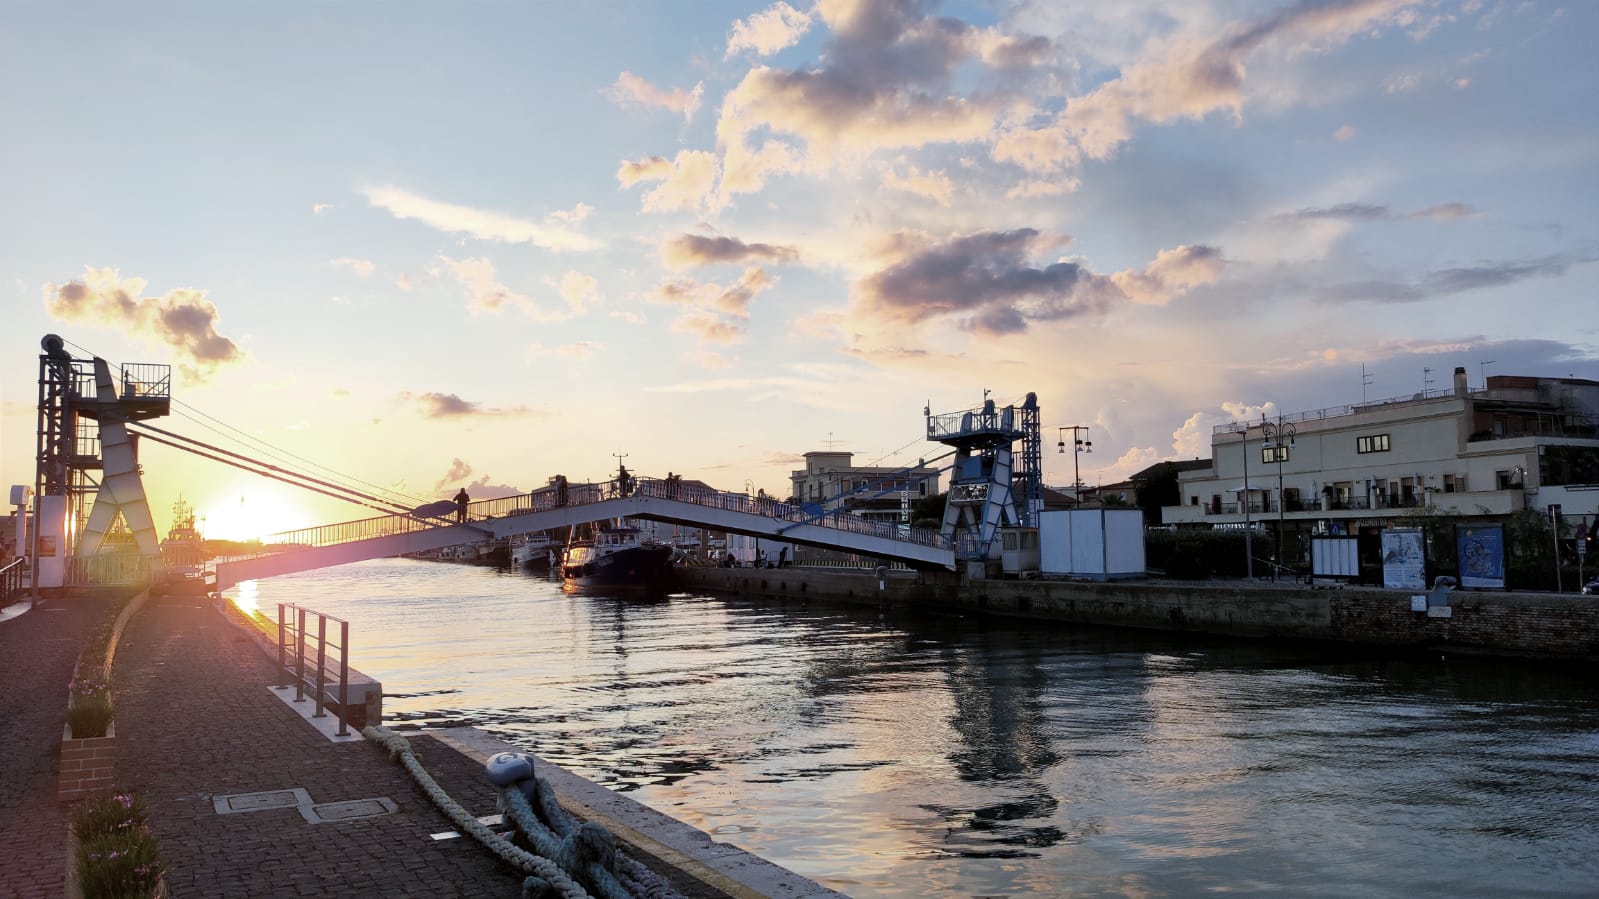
<box><xmin>309</xmin><ymin>798</ymin><xmax>398</xmax><ymax>822</ymax></box>
<box><xmin>214</xmin><ymin>789</ymin><xmax>310</xmax><ymax>814</ymax></box>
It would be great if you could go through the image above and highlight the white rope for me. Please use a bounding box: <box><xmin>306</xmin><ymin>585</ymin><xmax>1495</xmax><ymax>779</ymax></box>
<box><xmin>363</xmin><ymin>726</ymin><xmax>590</xmax><ymax>899</ymax></box>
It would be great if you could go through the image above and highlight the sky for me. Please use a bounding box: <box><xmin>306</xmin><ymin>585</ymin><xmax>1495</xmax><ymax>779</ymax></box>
<box><xmin>2</xmin><ymin>0</ymin><xmax>1596</xmax><ymax>541</ymax></box>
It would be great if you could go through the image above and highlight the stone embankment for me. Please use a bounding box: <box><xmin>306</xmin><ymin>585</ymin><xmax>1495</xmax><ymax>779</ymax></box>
<box><xmin>679</xmin><ymin>567</ymin><xmax>1599</xmax><ymax>661</ymax></box>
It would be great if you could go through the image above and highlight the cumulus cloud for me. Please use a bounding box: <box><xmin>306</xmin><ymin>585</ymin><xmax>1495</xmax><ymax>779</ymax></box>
<box><xmin>856</xmin><ymin>229</ymin><xmax>1115</xmax><ymax>336</ymax></box>
<box><xmin>43</xmin><ymin>267</ymin><xmax>244</xmax><ymax>382</ymax></box>
<box><xmin>715</xmin><ymin>0</ymin><xmax>1050</xmax><ymax>197</ymax></box>
<box><xmin>606</xmin><ymin>72</ymin><xmax>704</xmax><ymax>121</ymax></box>
<box><xmin>726</xmin><ymin>1</ymin><xmax>814</xmax><ymax>57</ymax></box>
<box><xmin>441</xmin><ymin>256</ymin><xmax>583</xmax><ymax>322</ymax></box>
<box><xmin>617</xmin><ymin>150</ymin><xmax>720</xmax><ymax>212</ymax></box>
<box><xmin>854</xmin><ymin>231</ymin><xmax>1231</xmax><ymax>334</ymax></box>
<box><xmin>992</xmin><ymin>0</ymin><xmax>1424</xmax><ymax>175</ymax></box>
<box><xmin>546</xmin><ymin>270</ymin><xmax>600</xmax><ymax>313</ymax></box>
<box><xmin>362</xmin><ymin>185</ymin><xmax>601</xmax><ymax>251</ymax></box>
<box><xmin>1333</xmin><ymin>124</ymin><xmax>1357</xmax><ymax>141</ymax></box>
<box><xmin>434</xmin><ymin>458</ymin><xmax>473</xmax><ymax>493</ymax></box>
<box><xmin>662</xmin><ymin>233</ymin><xmax>799</xmax><ymax>268</ymax></box>
<box><xmin>1316</xmin><ymin>254</ymin><xmax>1586</xmax><ymax>304</ymax></box>
<box><xmin>652</xmin><ymin>267</ymin><xmax>780</xmax><ymax>352</ymax></box>
<box><xmin>1110</xmin><ymin>245</ymin><xmax>1226</xmax><ymax>305</ymax></box>
<box><xmin>404</xmin><ymin>392</ymin><xmax>530</xmax><ymax>419</ymax></box>
<box><xmin>330</xmin><ymin>257</ymin><xmax>376</xmax><ymax>276</ymax></box>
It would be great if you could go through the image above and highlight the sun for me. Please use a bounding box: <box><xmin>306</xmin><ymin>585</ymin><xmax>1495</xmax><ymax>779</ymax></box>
<box><xmin>196</xmin><ymin>485</ymin><xmax>315</xmax><ymax>542</ymax></box>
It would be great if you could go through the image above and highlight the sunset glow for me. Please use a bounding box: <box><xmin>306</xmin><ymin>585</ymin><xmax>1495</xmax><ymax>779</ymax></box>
<box><xmin>1</xmin><ymin>2</ymin><xmax>1592</xmax><ymax>532</ymax></box>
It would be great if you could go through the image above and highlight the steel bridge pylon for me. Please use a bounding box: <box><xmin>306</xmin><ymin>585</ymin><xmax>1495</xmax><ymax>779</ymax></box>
<box><xmin>926</xmin><ymin>393</ymin><xmax>1039</xmax><ymax>573</ymax></box>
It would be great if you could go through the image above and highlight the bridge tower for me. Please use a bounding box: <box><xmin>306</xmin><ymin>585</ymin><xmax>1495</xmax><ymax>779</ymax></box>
<box><xmin>32</xmin><ymin>334</ymin><xmax>172</xmax><ymax>588</ymax></box>
<box><xmin>926</xmin><ymin>392</ymin><xmax>1039</xmax><ymax>573</ymax></box>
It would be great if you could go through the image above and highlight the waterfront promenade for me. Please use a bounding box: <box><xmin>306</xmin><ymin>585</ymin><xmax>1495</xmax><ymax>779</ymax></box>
<box><xmin>0</xmin><ymin>595</ymin><xmax>99</xmax><ymax>898</ymax></box>
<box><xmin>1</xmin><ymin>591</ymin><xmax>807</xmax><ymax>898</ymax></box>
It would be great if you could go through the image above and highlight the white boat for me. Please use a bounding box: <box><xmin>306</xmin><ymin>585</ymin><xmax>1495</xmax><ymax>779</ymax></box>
<box><xmin>510</xmin><ymin>533</ymin><xmax>560</xmax><ymax>569</ymax></box>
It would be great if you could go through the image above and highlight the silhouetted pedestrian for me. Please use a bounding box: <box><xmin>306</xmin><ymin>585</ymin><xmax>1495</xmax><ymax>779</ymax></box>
<box><xmin>454</xmin><ymin>488</ymin><xmax>469</xmax><ymax>522</ymax></box>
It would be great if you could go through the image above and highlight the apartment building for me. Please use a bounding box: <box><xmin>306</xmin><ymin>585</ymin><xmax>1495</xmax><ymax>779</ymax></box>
<box><xmin>1163</xmin><ymin>367</ymin><xmax>1599</xmax><ymax>550</ymax></box>
<box><xmin>789</xmin><ymin>451</ymin><xmax>941</xmax><ymax>522</ymax></box>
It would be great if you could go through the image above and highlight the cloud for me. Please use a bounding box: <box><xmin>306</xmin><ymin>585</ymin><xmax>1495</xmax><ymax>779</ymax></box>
<box><xmin>1333</xmin><ymin>124</ymin><xmax>1357</xmax><ymax>141</ymax></box>
<box><xmin>617</xmin><ymin>150</ymin><xmax>720</xmax><ymax>212</ymax></box>
<box><xmin>653</xmin><ymin>267</ymin><xmax>779</xmax><ymax>350</ymax></box>
<box><xmin>993</xmin><ymin>0</ymin><xmax>1424</xmax><ymax>175</ymax></box>
<box><xmin>548</xmin><ymin>202</ymin><xmax>594</xmax><ymax>224</ymax></box>
<box><xmin>546</xmin><ymin>270</ymin><xmax>599</xmax><ymax>312</ymax></box>
<box><xmin>361</xmin><ymin>185</ymin><xmax>601</xmax><ymax>251</ymax></box>
<box><xmin>557</xmin><ymin>342</ymin><xmax>601</xmax><ymax>359</ymax></box>
<box><xmin>404</xmin><ymin>392</ymin><xmax>530</xmax><ymax>419</ymax></box>
<box><xmin>1316</xmin><ymin>254</ymin><xmax>1586</xmax><ymax>304</ymax></box>
<box><xmin>312</xmin><ymin>203</ymin><xmax>332</xmax><ymax>215</ymax></box>
<box><xmin>440</xmin><ymin>256</ymin><xmax>581</xmax><ymax>322</ymax></box>
<box><xmin>43</xmin><ymin>267</ymin><xmax>244</xmax><ymax>382</ymax></box>
<box><xmin>606</xmin><ymin>72</ymin><xmax>704</xmax><ymax>122</ymax></box>
<box><xmin>881</xmin><ymin>162</ymin><xmax>954</xmax><ymax>206</ymax></box>
<box><xmin>434</xmin><ymin>458</ymin><xmax>473</xmax><ymax>493</ymax></box>
<box><xmin>714</xmin><ymin>0</ymin><xmax>1048</xmax><ymax>197</ymax></box>
<box><xmin>662</xmin><ymin>233</ymin><xmax>799</xmax><ymax>268</ymax></box>
<box><xmin>726</xmin><ymin>1</ymin><xmax>815</xmax><ymax>57</ymax></box>
<box><xmin>330</xmin><ymin>257</ymin><xmax>375</xmax><ymax>276</ymax></box>
<box><xmin>463</xmin><ymin>477</ymin><xmax>524</xmax><ymax>500</ymax></box>
<box><xmin>1288</xmin><ymin>201</ymin><xmax>1479</xmax><ymax>222</ymax></box>
<box><xmin>854</xmin><ymin>229</ymin><xmax>1118</xmax><ymax>335</ymax></box>
<box><xmin>1110</xmin><ymin>245</ymin><xmax>1227</xmax><ymax>306</ymax></box>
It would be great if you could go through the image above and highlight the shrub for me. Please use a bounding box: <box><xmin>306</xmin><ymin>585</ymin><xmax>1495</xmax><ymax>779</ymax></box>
<box><xmin>72</xmin><ymin>792</ymin><xmax>163</xmax><ymax>899</ymax></box>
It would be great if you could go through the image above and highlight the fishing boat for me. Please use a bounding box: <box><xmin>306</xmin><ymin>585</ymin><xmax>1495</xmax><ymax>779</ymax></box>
<box><xmin>561</xmin><ymin>520</ymin><xmax>673</xmax><ymax>592</ymax></box>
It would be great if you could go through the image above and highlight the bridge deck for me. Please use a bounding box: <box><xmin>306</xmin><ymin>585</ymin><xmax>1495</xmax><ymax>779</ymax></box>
<box><xmin>216</xmin><ymin>478</ymin><xmax>954</xmax><ymax>589</ymax></box>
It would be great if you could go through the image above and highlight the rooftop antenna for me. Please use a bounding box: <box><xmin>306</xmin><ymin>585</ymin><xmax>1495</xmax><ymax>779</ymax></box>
<box><xmin>1479</xmin><ymin>360</ymin><xmax>1495</xmax><ymax>390</ymax></box>
<box><xmin>1361</xmin><ymin>364</ymin><xmax>1373</xmax><ymax>404</ymax></box>
<box><xmin>1423</xmin><ymin>367</ymin><xmax>1434</xmax><ymax>393</ymax></box>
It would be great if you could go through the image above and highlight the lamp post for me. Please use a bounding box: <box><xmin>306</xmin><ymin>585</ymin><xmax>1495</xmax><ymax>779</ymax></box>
<box><xmin>1240</xmin><ymin>424</ymin><xmax>1252</xmax><ymax>580</ymax></box>
<box><xmin>1057</xmin><ymin>426</ymin><xmax>1091</xmax><ymax>505</ymax></box>
<box><xmin>1261</xmin><ymin>413</ymin><xmax>1297</xmax><ymax>581</ymax></box>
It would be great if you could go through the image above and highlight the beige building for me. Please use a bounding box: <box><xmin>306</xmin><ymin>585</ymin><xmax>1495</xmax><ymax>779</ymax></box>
<box><xmin>789</xmin><ymin>451</ymin><xmax>941</xmax><ymax>522</ymax></box>
<box><xmin>1164</xmin><ymin>367</ymin><xmax>1599</xmax><ymax>547</ymax></box>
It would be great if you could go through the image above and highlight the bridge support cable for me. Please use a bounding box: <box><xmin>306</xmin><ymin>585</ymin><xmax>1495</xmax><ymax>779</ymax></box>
<box><xmin>127</xmin><ymin>424</ymin><xmax>418</xmax><ymax>519</ymax></box>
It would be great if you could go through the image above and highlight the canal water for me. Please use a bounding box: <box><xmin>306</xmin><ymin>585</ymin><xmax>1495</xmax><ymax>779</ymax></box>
<box><xmin>224</xmin><ymin>559</ymin><xmax>1598</xmax><ymax>897</ymax></box>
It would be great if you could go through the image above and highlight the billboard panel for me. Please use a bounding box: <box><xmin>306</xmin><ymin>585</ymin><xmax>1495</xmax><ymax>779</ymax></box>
<box><xmin>1455</xmin><ymin>523</ymin><xmax>1505</xmax><ymax>590</ymax></box>
<box><xmin>1381</xmin><ymin>529</ymin><xmax>1426</xmax><ymax>590</ymax></box>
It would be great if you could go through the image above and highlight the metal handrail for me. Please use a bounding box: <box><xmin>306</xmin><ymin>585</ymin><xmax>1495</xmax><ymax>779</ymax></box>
<box><xmin>253</xmin><ymin>475</ymin><xmax>951</xmax><ymax>555</ymax></box>
<box><xmin>275</xmin><ymin>602</ymin><xmax>352</xmax><ymax>736</ymax></box>
<box><xmin>0</xmin><ymin>558</ymin><xmax>27</xmax><ymax>608</ymax></box>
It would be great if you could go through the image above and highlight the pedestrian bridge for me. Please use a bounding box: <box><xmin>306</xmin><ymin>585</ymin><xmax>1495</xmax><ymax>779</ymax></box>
<box><xmin>214</xmin><ymin>476</ymin><xmax>955</xmax><ymax>590</ymax></box>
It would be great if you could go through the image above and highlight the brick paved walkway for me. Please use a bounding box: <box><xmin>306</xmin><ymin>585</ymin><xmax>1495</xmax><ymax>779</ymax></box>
<box><xmin>113</xmin><ymin>596</ymin><xmax>526</xmax><ymax>898</ymax></box>
<box><xmin>0</xmin><ymin>595</ymin><xmax>104</xmax><ymax>899</ymax></box>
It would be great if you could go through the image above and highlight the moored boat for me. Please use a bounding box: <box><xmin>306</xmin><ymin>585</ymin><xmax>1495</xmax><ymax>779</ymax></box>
<box><xmin>157</xmin><ymin>497</ymin><xmax>211</xmax><ymax>595</ymax></box>
<box><xmin>510</xmin><ymin>532</ymin><xmax>560</xmax><ymax>569</ymax></box>
<box><xmin>561</xmin><ymin>520</ymin><xmax>674</xmax><ymax>592</ymax></box>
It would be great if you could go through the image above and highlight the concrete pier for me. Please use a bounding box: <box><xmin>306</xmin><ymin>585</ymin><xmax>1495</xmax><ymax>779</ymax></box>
<box><xmin>679</xmin><ymin>566</ymin><xmax>1599</xmax><ymax>661</ymax></box>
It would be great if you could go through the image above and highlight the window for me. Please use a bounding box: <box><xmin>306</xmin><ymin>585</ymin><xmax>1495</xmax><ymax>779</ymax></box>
<box><xmin>1357</xmin><ymin>434</ymin><xmax>1391</xmax><ymax>454</ymax></box>
<box><xmin>1190</xmin><ymin>496</ymin><xmax>1199</xmax><ymax>505</ymax></box>
<box><xmin>1443</xmin><ymin>473</ymin><xmax>1456</xmax><ymax>493</ymax></box>
<box><xmin>1262</xmin><ymin>446</ymin><xmax>1289</xmax><ymax>464</ymax></box>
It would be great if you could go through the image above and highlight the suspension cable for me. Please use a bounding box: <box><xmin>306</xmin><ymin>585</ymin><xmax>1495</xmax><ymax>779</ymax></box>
<box><xmin>128</xmin><ymin>423</ymin><xmax>416</xmax><ymax>518</ymax></box>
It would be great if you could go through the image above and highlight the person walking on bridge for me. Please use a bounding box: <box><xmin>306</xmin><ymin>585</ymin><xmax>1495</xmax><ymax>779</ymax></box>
<box><xmin>454</xmin><ymin>487</ymin><xmax>469</xmax><ymax>523</ymax></box>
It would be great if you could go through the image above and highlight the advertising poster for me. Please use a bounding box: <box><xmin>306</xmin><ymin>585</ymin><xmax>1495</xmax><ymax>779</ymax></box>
<box><xmin>1381</xmin><ymin>529</ymin><xmax>1426</xmax><ymax>590</ymax></box>
<box><xmin>1455</xmin><ymin>524</ymin><xmax>1506</xmax><ymax>589</ymax></box>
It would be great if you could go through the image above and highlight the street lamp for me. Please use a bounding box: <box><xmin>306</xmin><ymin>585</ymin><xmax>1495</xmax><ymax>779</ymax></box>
<box><xmin>1057</xmin><ymin>426</ymin><xmax>1091</xmax><ymax>505</ymax></box>
<box><xmin>1261</xmin><ymin>413</ymin><xmax>1297</xmax><ymax>580</ymax></box>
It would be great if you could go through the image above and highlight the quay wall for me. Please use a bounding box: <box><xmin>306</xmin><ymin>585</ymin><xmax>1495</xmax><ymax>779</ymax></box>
<box><xmin>678</xmin><ymin>567</ymin><xmax>1599</xmax><ymax>661</ymax></box>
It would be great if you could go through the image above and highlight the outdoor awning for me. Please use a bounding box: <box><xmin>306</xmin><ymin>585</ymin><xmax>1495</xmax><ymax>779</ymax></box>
<box><xmin>1227</xmin><ymin>483</ymin><xmax>1266</xmax><ymax>493</ymax></box>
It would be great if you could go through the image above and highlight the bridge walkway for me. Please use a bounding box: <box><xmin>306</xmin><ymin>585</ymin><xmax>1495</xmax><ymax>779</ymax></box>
<box><xmin>216</xmin><ymin>477</ymin><xmax>954</xmax><ymax>590</ymax></box>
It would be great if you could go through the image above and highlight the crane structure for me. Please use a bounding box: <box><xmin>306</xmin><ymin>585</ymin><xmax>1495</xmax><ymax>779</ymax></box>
<box><xmin>926</xmin><ymin>392</ymin><xmax>1041</xmax><ymax>573</ymax></box>
<box><xmin>32</xmin><ymin>334</ymin><xmax>173</xmax><ymax>588</ymax></box>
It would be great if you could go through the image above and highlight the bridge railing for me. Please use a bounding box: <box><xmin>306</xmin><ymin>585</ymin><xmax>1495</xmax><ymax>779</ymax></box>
<box><xmin>1</xmin><ymin>558</ymin><xmax>27</xmax><ymax>608</ymax></box>
<box><xmin>256</xmin><ymin>474</ymin><xmax>949</xmax><ymax>553</ymax></box>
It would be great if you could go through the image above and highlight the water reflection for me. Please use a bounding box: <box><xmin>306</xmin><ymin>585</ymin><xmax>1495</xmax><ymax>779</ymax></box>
<box><xmin>225</xmin><ymin>559</ymin><xmax>1599</xmax><ymax>898</ymax></box>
